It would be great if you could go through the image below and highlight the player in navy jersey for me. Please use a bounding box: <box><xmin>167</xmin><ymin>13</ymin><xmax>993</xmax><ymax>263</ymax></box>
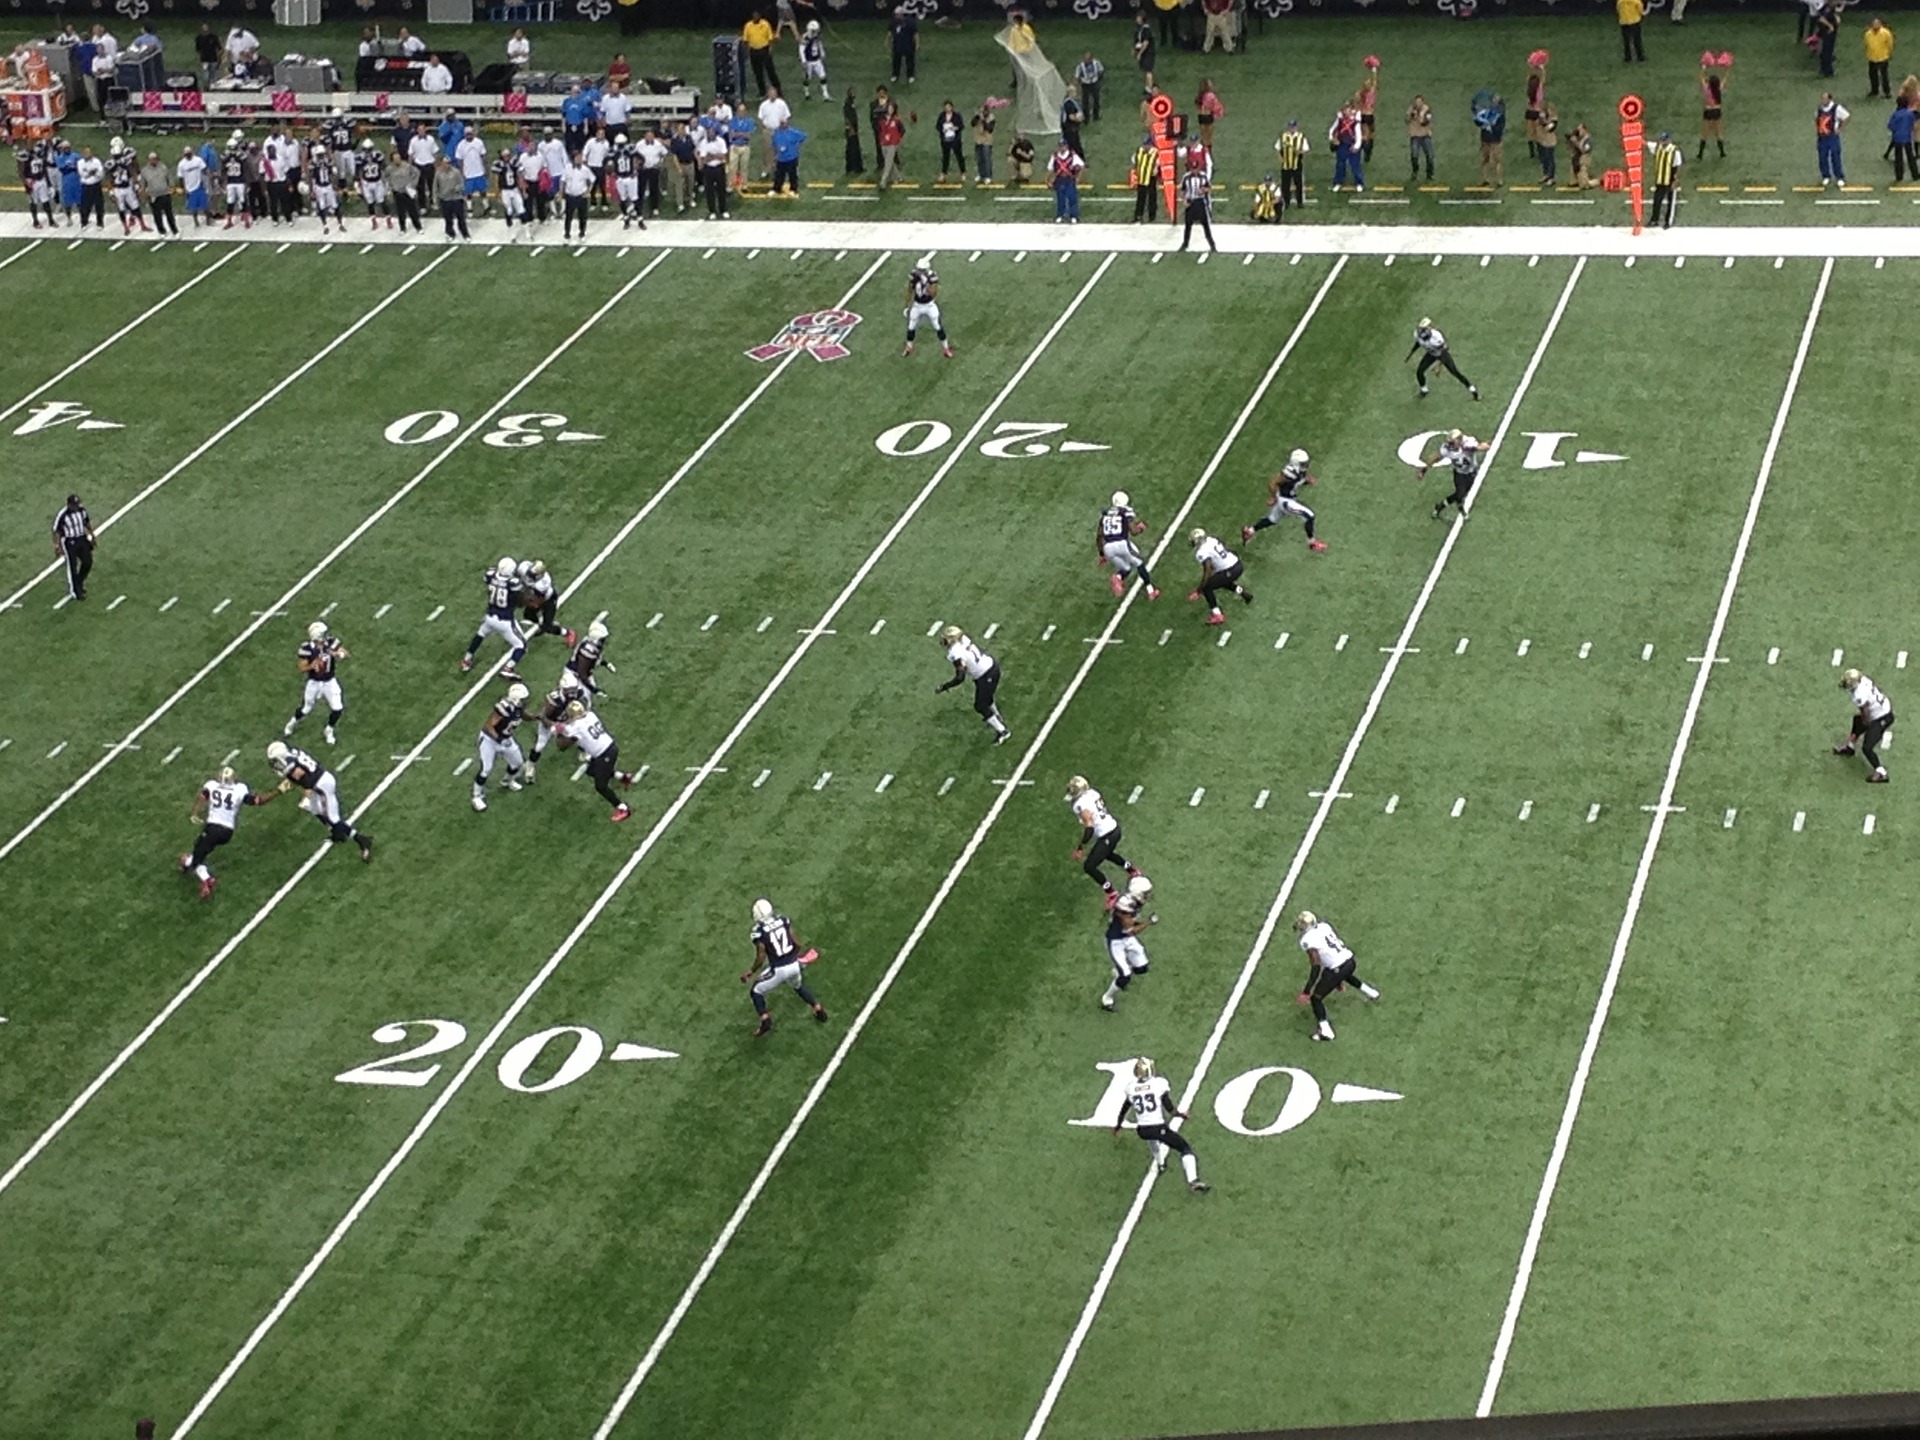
<box><xmin>286</xmin><ymin>620</ymin><xmax>349</xmax><ymax>744</ymax></box>
<box><xmin>1095</xmin><ymin>489</ymin><xmax>1160</xmax><ymax>599</ymax></box>
<box><xmin>742</xmin><ymin>897</ymin><xmax>828</xmax><ymax>1035</ymax></box>
<box><xmin>902</xmin><ymin>260</ymin><xmax>953</xmax><ymax>358</ymax></box>
<box><xmin>1241</xmin><ymin>448</ymin><xmax>1327</xmax><ymax>553</ymax></box>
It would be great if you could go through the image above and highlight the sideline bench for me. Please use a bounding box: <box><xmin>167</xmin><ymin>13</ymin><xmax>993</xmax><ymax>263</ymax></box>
<box><xmin>112</xmin><ymin>85</ymin><xmax>701</xmax><ymax>134</ymax></box>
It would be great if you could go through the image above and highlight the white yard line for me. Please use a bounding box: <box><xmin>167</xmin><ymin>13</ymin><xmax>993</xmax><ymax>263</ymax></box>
<box><xmin>0</xmin><ymin>251</ymin><xmax>664</xmax><ymax>868</ymax></box>
<box><xmin>0</xmin><ymin>248</ymin><xmax>242</xmax><ymax>427</ymax></box>
<box><xmin>0</xmin><ymin>238</ymin><xmax>44</xmax><ymax>271</ymax></box>
<box><xmin>0</xmin><ymin>248</ymin><xmax>879</xmax><ymax>1208</ymax></box>
<box><xmin>1474</xmin><ymin>254</ymin><xmax>1834</xmax><ymax>1418</ymax></box>
<box><xmin>172</xmin><ymin>253</ymin><xmax>1117</xmax><ymax>1439</ymax></box>
<box><xmin>593</xmin><ymin>253</ymin><xmax>1353</xmax><ymax>1440</ymax></box>
<box><xmin>1021</xmin><ymin>255</ymin><xmax>1589</xmax><ymax>1440</ymax></box>
<box><xmin>0</xmin><ymin>249</ymin><xmax>455</xmax><ymax>613</ymax></box>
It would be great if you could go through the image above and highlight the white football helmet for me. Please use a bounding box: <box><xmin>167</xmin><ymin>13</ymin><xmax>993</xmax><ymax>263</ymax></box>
<box><xmin>1065</xmin><ymin>774</ymin><xmax>1090</xmax><ymax>800</ymax></box>
<box><xmin>751</xmin><ymin>897</ymin><xmax>775</xmax><ymax>924</ymax></box>
<box><xmin>558</xmin><ymin>669</ymin><xmax>587</xmax><ymax>697</ymax></box>
<box><xmin>1110</xmin><ymin>490</ymin><xmax>1130</xmax><ymax>509</ymax></box>
<box><xmin>939</xmin><ymin>624</ymin><xmax>963</xmax><ymax>645</ymax></box>
<box><xmin>1188</xmin><ymin>527</ymin><xmax>1208</xmax><ymax>547</ymax></box>
<box><xmin>1289</xmin><ymin>448</ymin><xmax>1310</xmax><ymax>468</ymax></box>
<box><xmin>805</xmin><ymin>18</ymin><xmax>820</xmax><ymax>33</ymax></box>
<box><xmin>1841</xmin><ymin>667</ymin><xmax>1864</xmax><ymax>689</ymax></box>
<box><xmin>266</xmin><ymin>740</ymin><xmax>290</xmax><ymax>766</ymax></box>
<box><xmin>217</xmin><ymin>766</ymin><xmax>236</xmax><ymax>784</ymax></box>
<box><xmin>1126</xmin><ymin>875</ymin><xmax>1153</xmax><ymax>899</ymax></box>
<box><xmin>497</xmin><ymin>555</ymin><xmax>517</xmax><ymax>576</ymax></box>
<box><xmin>1294</xmin><ymin>910</ymin><xmax>1318</xmax><ymax>933</ymax></box>
<box><xmin>231</xmin><ymin>129</ymin><xmax>246</xmax><ymax>144</ymax></box>
<box><xmin>1133</xmin><ymin>1057</ymin><xmax>1154</xmax><ymax>1080</ymax></box>
<box><xmin>586</xmin><ymin>620</ymin><xmax>609</xmax><ymax>642</ymax></box>
<box><xmin>306</xmin><ymin>620</ymin><xmax>329</xmax><ymax>643</ymax></box>
<box><xmin>506</xmin><ymin>682</ymin><xmax>530</xmax><ymax>704</ymax></box>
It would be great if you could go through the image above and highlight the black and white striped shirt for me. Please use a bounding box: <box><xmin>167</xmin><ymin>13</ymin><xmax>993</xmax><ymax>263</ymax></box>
<box><xmin>54</xmin><ymin>501</ymin><xmax>91</xmax><ymax>545</ymax></box>
<box><xmin>1181</xmin><ymin>171</ymin><xmax>1210</xmax><ymax>204</ymax></box>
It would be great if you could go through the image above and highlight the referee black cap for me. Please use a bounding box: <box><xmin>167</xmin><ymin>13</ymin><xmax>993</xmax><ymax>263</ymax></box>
<box><xmin>66</xmin><ymin>493</ymin><xmax>81</xmax><ymax>506</ymax></box>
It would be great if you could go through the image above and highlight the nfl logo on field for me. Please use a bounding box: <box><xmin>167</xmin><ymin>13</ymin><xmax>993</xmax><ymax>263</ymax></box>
<box><xmin>746</xmin><ymin>309</ymin><xmax>864</xmax><ymax>363</ymax></box>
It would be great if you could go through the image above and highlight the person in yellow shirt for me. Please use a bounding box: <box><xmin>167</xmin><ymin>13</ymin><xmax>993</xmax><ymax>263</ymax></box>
<box><xmin>742</xmin><ymin>12</ymin><xmax>781</xmax><ymax>98</ymax></box>
<box><xmin>1617</xmin><ymin>0</ymin><xmax>1646</xmax><ymax>62</ymax></box>
<box><xmin>1866</xmin><ymin>18</ymin><xmax>1896</xmax><ymax>99</ymax></box>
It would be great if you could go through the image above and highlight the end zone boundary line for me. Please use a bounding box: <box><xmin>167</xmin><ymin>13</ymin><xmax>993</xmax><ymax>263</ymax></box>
<box><xmin>1021</xmin><ymin>255</ymin><xmax>1590</xmax><ymax>1440</ymax></box>
<box><xmin>591</xmin><ymin>253</ymin><xmax>1353</xmax><ymax>1440</ymax></box>
<box><xmin>1475</xmin><ymin>255</ymin><xmax>1835</xmax><ymax>1418</ymax></box>
<box><xmin>170</xmin><ymin>252</ymin><xmax>1116</xmax><ymax>1439</ymax></box>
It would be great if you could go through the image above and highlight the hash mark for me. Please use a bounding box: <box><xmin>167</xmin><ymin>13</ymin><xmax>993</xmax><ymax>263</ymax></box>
<box><xmin>212</xmin><ymin>598</ymin><xmax>231</xmax><ymax>615</ymax></box>
<box><xmin>107</xmin><ymin>595</ymin><xmax>126</xmax><ymax>611</ymax></box>
<box><xmin>47</xmin><ymin>741</ymin><xmax>66</xmax><ymax>759</ymax></box>
<box><xmin>159</xmin><ymin>596</ymin><xmax>179</xmax><ymax>612</ymax></box>
<box><xmin>753</xmin><ymin>769</ymin><xmax>771</xmax><ymax>788</ymax></box>
<box><xmin>1455</xmin><ymin>636</ymin><xmax>1469</xmax><ymax>655</ymax></box>
<box><xmin>453</xmin><ymin>757</ymin><xmax>473</xmax><ymax>776</ymax></box>
<box><xmin>983</xmin><ymin>622</ymin><xmax>1000</xmax><ymax>641</ymax></box>
<box><xmin>1899</xmin><ymin>650</ymin><xmax>1910</xmax><ymax>669</ymax></box>
<box><xmin>1335</xmin><ymin>633</ymin><xmax>1349</xmax><ymax>651</ymax></box>
<box><xmin>1864</xmin><ymin>813</ymin><xmax>1877</xmax><ymax>835</ymax></box>
<box><xmin>222</xmin><ymin>749</ymin><xmax>240</xmax><ymax>766</ymax></box>
<box><xmin>927</xmin><ymin>621</ymin><xmax>943</xmax><ymax>638</ymax></box>
<box><xmin>701</xmin><ymin>614</ymin><xmax>718</xmax><ymax>631</ymax></box>
<box><xmin>759</xmin><ymin>616</ymin><xmax>774</xmax><ymax>633</ymax></box>
<box><xmin>869</xmin><ymin>618</ymin><xmax>884</xmax><ymax>635</ymax></box>
<box><xmin>1832</xmin><ymin>648</ymin><xmax>1845</xmax><ymax>667</ymax></box>
<box><xmin>1768</xmin><ymin>647</ymin><xmax>1780</xmax><ymax>665</ymax></box>
<box><xmin>1586</xmin><ymin>802</ymin><xmax>1600</xmax><ymax>823</ymax></box>
<box><xmin>1217</xmin><ymin>630</ymin><xmax>1232</xmax><ymax>648</ymax></box>
<box><xmin>1519</xmin><ymin>800</ymin><xmax>1534</xmax><ymax>821</ymax></box>
<box><xmin>1450</xmin><ymin>796</ymin><xmax>1466</xmax><ymax>818</ymax></box>
<box><xmin>1517</xmin><ymin>638</ymin><xmax>1530</xmax><ymax>657</ymax></box>
<box><xmin>375</xmin><ymin>603</ymin><xmax>392</xmax><ymax>619</ymax></box>
<box><xmin>1042</xmin><ymin>624</ymin><xmax>1057</xmax><ymax>641</ymax></box>
<box><xmin>1126</xmin><ymin>785</ymin><xmax>1142</xmax><ymax>804</ymax></box>
<box><xmin>1254</xmin><ymin>789</ymin><xmax>1269</xmax><ymax>810</ymax></box>
<box><xmin>813</xmin><ymin>771</ymin><xmax>832</xmax><ymax>791</ymax></box>
<box><xmin>938</xmin><ymin>776</ymin><xmax>955</xmax><ymax>796</ymax></box>
<box><xmin>648</xmin><ymin>613</ymin><xmax>663</xmax><ymax>629</ymax></box>
<box><xmin>1793</xmin><ymin>811</ymin><xmax>1806</xmax><ymax>832</ymax></box>
<box><xmin>1188</xmin><ymin>787</ymin><xmax>1206</xmax><ymax>807</ymax></box>
<box><xmin>427</xmin><ymin>605</ymin><xmax>446</xmax><ymax>622</ymax></box>
<box><xmin>1384</xmin><ymin>793</ymin><xmax>1399</xmax><ymax>814</ymax></box>
<box><xmin>876</xmin><ymin>773</ymin><xmax>893</xmax><ymax>793</ymax></box>
<box><xmin>1578</xmin><ymin>641</ymin><xmax>1592</xmax><ymax>659</ymax></box>
<box><xmin>337</xmin><ymin>755</ymin><xmax>356</xmax><ymax>770</ymax></box>
<box><xmin>162</xmin><ymin>746</ymin><xmax>182</xmax><ymax>764</ymax></box>
<box><xmin>1275</xmin><ymin>632</ymin><xmax>1289</xmax><ymax>650</ymax></box>
<box><xmin>1641</xmin><ymin>643</ymin><xmax>1654</xmax><ymax>661</ymax></box>
<box><xmin>321</xmin><ymin>602</ymin><xmax>338</xmax><ymax>618</ymax></box>
<box><xmin>1723</xmin><ymin>808</ymin><xmax>1737</xmax><ymax>829</ymax></box>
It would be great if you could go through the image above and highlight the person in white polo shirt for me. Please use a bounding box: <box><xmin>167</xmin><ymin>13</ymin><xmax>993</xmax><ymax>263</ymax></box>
<box><xmin>421</xmin><ymin>52</ymin><xmax>454</xmax><ymax>95</ymax></box>
<box><xmin>455</xmin><ymin>124</ymin><xmax>489</xmax><ymax>214</ymax></box>
<box><xmin>757</xmin><ymin>85</ymin><xmax>792</xmax><ymax>179</ymax></box>
<box><xmin>506</xmin><ymin>26</ymin><xmax>532</xmax><ymax>70</ymax></box>
<box><xmin>600</xmin><ymin>83</ymin><xmax>634</xmax><ymax>142</ymax></box>
<box><xmin>560</xmin><ymin>153</ymin><xmax>594</xmax><ymax>237</ymax></box>
<box><xmin>1834</xmin><ymin>668</ymin><xmax>1894</xmax><ymax>783</ymax></box>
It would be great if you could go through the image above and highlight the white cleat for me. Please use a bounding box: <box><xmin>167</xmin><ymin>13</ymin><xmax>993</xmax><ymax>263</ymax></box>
<box><xmin>503</xmin><ymin>777</ymin><xmax>523</xmax><ymax>792</ymax></box>
<box><xmin>522</xmin><ymin>762</ymin><xmax>537</xmax><ymax>784</ymax></box>
<box><xmin>323</xmin><ymin>725</ymin><xmax>337</xmax><ymax>746</ymax></box>
<box><xmin>1100</xmin><ymin>995</ymin><xmax>1115</xmax><ymax>1011</ymax></box>
<box><xmin>282</xmin><ymin>718</ymin><xmax>297</xmax><ymax>737</ymax></box>
<box><xmin>471</xmin><ymin>793</ymin><xmax>487</xmax><ymax>812</ymax></box>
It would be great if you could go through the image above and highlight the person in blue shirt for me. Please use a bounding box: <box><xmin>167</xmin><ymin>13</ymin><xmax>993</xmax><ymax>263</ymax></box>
<box><xmin>389</xmin><ymin>111</ymin><xmax>413</xmax><ymax>156</ymax></box>
<box><xmin>1473</xmin><ymin>93</ymin><xmax>1507</xmax><ymax>187</ymax></box>
<box><xmin>560</xmin><ymin>84</ymin><xmax>595</xmax><ymax>155</ymax></box>
<box><xmin>197</xmin><ymin>137</ymin><xmax>222</xmax><ymax>218</ymax></box>
<box><xmin>56</xmin><ymin>141</ymin><xmax>82</xmax><ymax>222</ymax></box>
<box><xmin>1890</xmin><ymin>97</ymin><xmax>1918</xmax><ymax>182</ymax></box>
<box><xmin>727</xmin><ymin>112</ymin><xmax>757</xmax><ymax>192</ymax></box>
<box><xmin>437</xmin><ymin>108</ymin><xmax>463</xmax><ymax>159</ymax></box>
<box><xmin>771</xmin><ymin>122</ymin><xmax>806</xmax><ymax>193</ymax></box>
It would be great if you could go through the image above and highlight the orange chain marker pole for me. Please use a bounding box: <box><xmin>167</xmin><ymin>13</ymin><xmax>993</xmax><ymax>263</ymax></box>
<box><xmin>1149</xmin><ymin>91</ymin><xmax>1178</xmax><ymax>222</ymax></box>
<box><xmin>1619</xmin><ymin>94</ymin><xmax>1645</xmax><ymax>235</ymax></box>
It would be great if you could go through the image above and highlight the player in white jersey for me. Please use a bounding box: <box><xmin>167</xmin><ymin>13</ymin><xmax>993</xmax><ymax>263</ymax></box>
<box><xmin>1417</xmin><ymin>429</ymin><xmax>1481</xmax><ymax>522</ymax></box>
<box><xmin>1241</xmin><ymin>448</ymin><xmax>1327</xmax><ymax>553</ymax></box>
<box><xmin>515</xmin><ymin>558</ymin><xmax>575</xmax><ymax>645</ymax></box>
<box><xmin>1067</xmin><ymin>773</ymin><xmax>1143</xmax><ymax>907</ymax></box>
<box><xmin>266</xmin><ymin>740</ymin><xmax>375</xmax><ymax>860</ymax></box>
<box><xmin>179</xmin><ymin>766</ymin><xmax>277</xmax><ymax>899</ymax></box>
<box><xmin>1096</xmin><ymin>490</ymin><xmax>1161</xmax><ymax>600</ymax></box>
<box><xmin>1295</xmin><ymin>910</ymin><xmax>1380</xmax><ymax>1042</ymax></box>
<box><xmin>1405</xmin><ymin>316</ymin><xmax>1479</xmax><ymax>400</ymax></box>
<box><xmin>524</xmin><ymin>667</ymin><xmax>590</xmax><ymax>782</ymax></box>
<box><xmin>286</xmin><ymin>620</ymin><xmax>349</xmax><ymax>744</ymax></box>
<box><xmin>1101</xmin><ymin>875</ymin><xmax>1157</xmax><ymax>1011</ymax></box>
<box><xmin>1834</xmin><ymin>667</ymin><xmax>1894</xmax><ymax>783</ymax></box>
<box><xmin>460</xmin><ymin>557</ymin><xmax>528</xmax><ymax>677</ymax></box>
<box><xmin>742</xmin><ymin>897</ymin><xmax>829</xmax><ymax>1036</ymax></box>
<box><xmin>1113</xmin><ymin>1057</ymin><xmax>1210</xmax><ymax>1193</ymax></box>
<box><xmin>1187</xmin><ymin>528</ymin><xmax>1253</xmax><ymax>626</ymax></box>
<box><xmin>473</xmin><ymin>682</ymin><xmax>530</xmax><ymax>811</ymax></box>
<box><xmin>556</xmin><ymin>699</ymin><xmax>636</xmax><ymax>821</ymax></box>
<box><xmin>936</xmin><ymin>625</ymin><xmax>1009</xmax><ymax>743</ymax></box>
<box><xmin>902</xmin><ymin>260</ymin><xmax>953</xmax><ymax>358</ymax></box>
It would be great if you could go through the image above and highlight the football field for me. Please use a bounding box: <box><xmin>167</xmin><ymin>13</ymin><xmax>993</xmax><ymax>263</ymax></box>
<box><xmin>1</xmin><ymin>224</ymin><xmax>1915</xmax><ymax>1438</ymax></box>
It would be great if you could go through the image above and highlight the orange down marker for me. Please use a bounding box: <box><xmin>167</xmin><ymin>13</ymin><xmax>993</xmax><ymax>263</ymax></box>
<box><xmin>1148</xmin><ymin>91</ymin><xmax>1178</xmax><ymax>221</ymax></box>
<box><xmin>1619</xmin><ymin>94</ymin><xmax>1645</xmax><ymax>235</ymax></box>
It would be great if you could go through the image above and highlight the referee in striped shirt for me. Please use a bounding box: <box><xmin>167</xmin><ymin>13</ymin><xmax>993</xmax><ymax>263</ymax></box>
<box><xmin>53</xmin><ymin>494</ymin><xmax>94</xmax><ymax>600</ymax></box>
<box><xmin>1646</xmin><ymin>130</ymin><xmax>1682</xmax><ymax>229</ymax></box>
<box><xmin>1178</xmin><ymin>164</ymin><xmax>1217</xmax><ymax>252</ymax></box>
<box><xmin>1274</xmin><ymin>120</ymin><xmax>1308</xmax><ymax>211</ymax></box>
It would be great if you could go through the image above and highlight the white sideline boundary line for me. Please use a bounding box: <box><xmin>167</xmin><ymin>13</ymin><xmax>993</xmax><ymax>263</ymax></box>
<box><xmin>0</xmin><ymin>248</ymin><xmax>657</xmax><ymax>868</ymax></box>
<box><xmin>1021</xmin><ymin>255</ymin><xmax>1590</xmax><ymax>1440</ymax></box>
<box><xmin>1474</xmin><ymin>255</ymin><xmax>1834</xmax><ymax>1418</ymax></box>
<box><xmin>0</xmin><ymin>248</ymin><xmax>456</xmax><ymax>614</ymax></box>
<box><xmin>0</xmin><ymin>249</ymin><xmax>887</xmax><ymax>1211</ymax></box>
<box><xmin>0</xmin><ymin>248</ymin><xmax>242</xmax><ymax>427</ymax></box>
<box><xmin>592</xmin><ymin>253</ymin><xmax>1353</xmax><ymax>1440</ymax></box>
<box><xmin>169</xmin><ymin>252</ymin><xmax>1110</xmax><ymax>1438</ymax></box>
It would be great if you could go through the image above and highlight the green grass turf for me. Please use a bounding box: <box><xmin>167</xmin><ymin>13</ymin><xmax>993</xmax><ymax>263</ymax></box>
<box><xmin>5</xmin><ymin>12</ymin><xmax>1919</xmax><ymax>224</ymax></box>
<box><xmin>0</xmin><ymin>243</ymin><xmax>1917</xmax><ymax>1438</ymax></box>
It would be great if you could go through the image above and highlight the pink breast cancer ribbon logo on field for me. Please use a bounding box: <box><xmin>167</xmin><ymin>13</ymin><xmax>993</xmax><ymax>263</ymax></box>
<box><xmin>746</xmin><ymin>308</ymin><xmax>864</xmax><ymax>362</ymax></box>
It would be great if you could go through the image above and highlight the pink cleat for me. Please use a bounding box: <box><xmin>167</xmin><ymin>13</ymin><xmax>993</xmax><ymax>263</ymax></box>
<box><xmin>1205</xmin><ymin>612</ymin><xmax>1226</xmax><ymax>627</ymax></box>
<box><xmin>1240</xmin><ymin>525</ymin><xmax>1255</xmax><ymax>542</ymax></box>
<box><xmin>1308</xmin><ymin>538</ymin><xmax>1327</xmax><ymax>552</ymax></box>
<box><xmin>1109</xmin><ymin>572</ymin><xmax>1124</xmax><ymax>597</ymax></box>
<box><xmin>1146</xmin><ymin>586</ymin><xmax>1162</xmax><ymax>600</ymax></box>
